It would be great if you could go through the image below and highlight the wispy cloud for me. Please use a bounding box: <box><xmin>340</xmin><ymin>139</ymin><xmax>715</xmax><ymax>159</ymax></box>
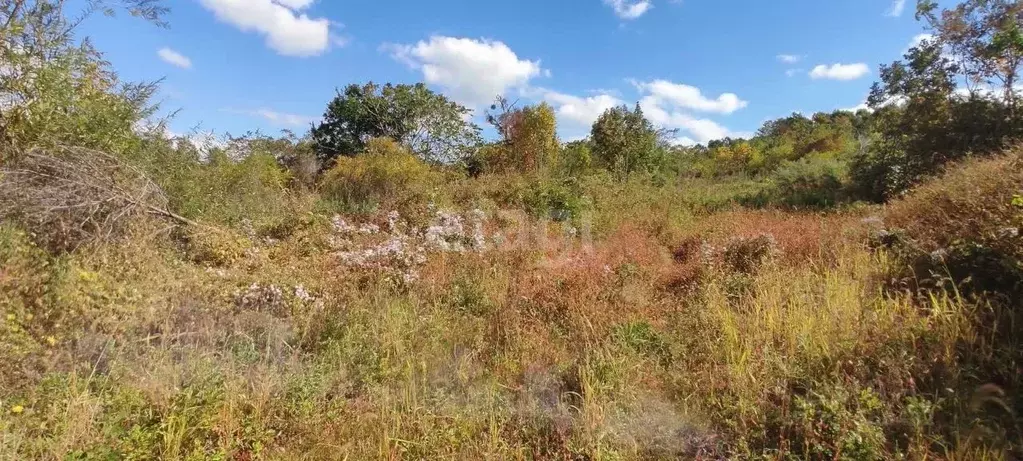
<box><xmin>776</xmin><ymin>54</ymin><xmax>802</xmax><ymax>64</ymax></box>
<box><xmin>226</xmin><ymin>108</ymin><xmax>319</xmax><ymax>127</ymax></box>
<box><xmin>157</xmin><ymin>48</ymin><xmax>192</xmax><ymax>69</ymax></box>
<box><xmin>604</xmin><ymin>0</ymin><xmax>653</xmax><ymax>20</ymax></box>
<box><xmin>885</xmin><ymin>0</ymin><xmax>907</xmax><ymax>17</ymax></box>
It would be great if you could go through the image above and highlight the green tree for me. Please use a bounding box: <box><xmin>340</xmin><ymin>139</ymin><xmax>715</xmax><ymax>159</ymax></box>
<box><xmin>852</xmin><ymin>16</ymin><xmax>1022</xmax><ymax>201</ymax></box>
<box><xmin>0</xmin><ymin>0</ymin><xmax>168</xmax><ymax>156</ymax></box>
<box><xmin>311</xmin><ymin>82</ymin><xmax>481</xmax><ymax>165</ymax></box>
<box><xmin>559</xmin><ymin>140</ymin><xmax>592</xmax><ymax>176</ymax></box>
<box><xmin>918</xmin><ymin>0</ymin><xmax>1023</xmax><ymax>114</ymax></box>
<box><xmin>590</xmin><ymin>104</ymin><xmax>659</xmax><ymax>178</ymax></box>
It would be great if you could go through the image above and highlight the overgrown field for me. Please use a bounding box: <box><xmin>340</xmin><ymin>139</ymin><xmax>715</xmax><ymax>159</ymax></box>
<box><xmin>3</xmin><ymin>1</ymin><xmax>1023</xmax><ymax>458</ymax></box>
<box><xmin>2</xmin><ymin>149</ymin><xmax>1021</xmax><ymax>459</ymax></box>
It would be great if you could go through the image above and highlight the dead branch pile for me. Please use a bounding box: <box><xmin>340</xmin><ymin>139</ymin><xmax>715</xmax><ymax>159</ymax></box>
<box><xmin>0</xmin><ymin>145</ymin><xmax>194</xmax><ymax>251</ymax></box>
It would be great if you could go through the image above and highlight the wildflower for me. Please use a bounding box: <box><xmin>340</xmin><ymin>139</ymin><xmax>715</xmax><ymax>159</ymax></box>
<box><xmin>294</xmin><ymin>285</ymin><xmax>315</xmax><ymax>303</ymax></box>
<box><xmin>45</xmin><ymin>336</ymin><xmax>57</xmax><ymax>346</ymax></box>
<box><xmin>860</xmin><ymin>216</ymin><xmax>884</xmax><ymax>227</ymax></box>
<box><xmin>357</xmin><ymin>223</ymin><xmax>380</xmax><ymax>234</ymax></box>
<box><xmin>5</xmin><ymin>314</ymin><xmax>14</xmax><ymax>322</ymax></box>
<box><xmin>387</xmin><ymin>210</ymin><xmax>401</xmax><ymax>231</ymax></box>
<box><xmin>10</xmin><ymin>405</ymin><xmax>23</xmax><ymax>415</ymax></box>
<box><xmin>331</xmin><ymin>215</ymin><xmax>357</xmax><ymax>234</ymax></box>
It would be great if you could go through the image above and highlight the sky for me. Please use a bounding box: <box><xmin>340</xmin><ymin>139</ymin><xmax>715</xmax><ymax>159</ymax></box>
<box><xmin>78</xmin><ymin>0</ymin><xmax>940</xmax><ymax>145</ymax></box>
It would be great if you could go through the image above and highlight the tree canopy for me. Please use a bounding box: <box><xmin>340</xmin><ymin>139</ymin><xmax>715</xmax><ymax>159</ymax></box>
<box><xmin>311</xmin><ymin>82</ymin><xmax>481</xmax><ymax>166</ymax></box>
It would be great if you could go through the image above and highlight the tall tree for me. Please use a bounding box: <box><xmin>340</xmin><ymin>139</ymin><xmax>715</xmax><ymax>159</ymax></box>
<box><xmin>311</xmin><ymin>82</ymin><xmax>481</xmax><ymax>166</ymax></box>
<box><xmin>917</xmin><ymin>0</ymin><xmax>1023</xmax><ymax>113</ymax></box>
<box><xmin>590</xmin><ymin>104</ymin><xmax>659</xmax><ymax>177</ymax></box>
<box><xmin>848</xmin><ymin>2</ymin><xmax>1023</xmax><ymax>201</ymax></box>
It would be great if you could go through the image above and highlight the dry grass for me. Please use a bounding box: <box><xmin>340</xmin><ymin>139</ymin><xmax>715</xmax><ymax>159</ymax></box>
<box><xmin>0</xmin><ymin>164</ymin><xmax>1020</xmax><ymax>459</ymax></box>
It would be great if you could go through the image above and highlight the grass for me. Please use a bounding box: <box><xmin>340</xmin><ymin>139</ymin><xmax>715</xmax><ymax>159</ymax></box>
<box><xmin>1</xmin><ymin>158</ymin><xmax>1020</xmax><ymax>460</ymax></box>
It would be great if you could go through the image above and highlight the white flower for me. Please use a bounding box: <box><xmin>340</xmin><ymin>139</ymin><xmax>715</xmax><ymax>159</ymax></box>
<box><xmin>294</xmin><ymin>285</ymin><xmax>315</xmax><ymax>303</ymax></box>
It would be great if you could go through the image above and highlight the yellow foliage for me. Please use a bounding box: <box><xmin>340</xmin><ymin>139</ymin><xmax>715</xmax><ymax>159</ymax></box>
<box><xmin>320</xmin><ymin>137</ymin><xmax>439</xmax><ymax>212</ymax></box>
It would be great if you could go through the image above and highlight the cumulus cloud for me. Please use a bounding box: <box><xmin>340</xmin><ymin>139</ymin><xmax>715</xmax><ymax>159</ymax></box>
<box><xmin>621</xmin><ymin>79</ymin><xmax>747</xmax><ymax>143</ymax></box>
<box><xmin>273</xmin><ymin>0</ymin><xmax>315</xmax><ymax>8</ymax></box>
<box><xmin>157</xmin><ymin>48</ymin><xmax>192</xmax><ymax>69</ymax></box>
<box><xmin>885</xmin><ymin>0</ymin><xmax>907</xmax><ymax>17</ymax></box>
<box><xmin>542</xmin><ymin>90</ymin><xmax>623</xmax><ymax>127</ymax></box>
<box><xmin>198</xmin><ymin>0</ymin><xmax>331</xmax><ymax>57</ymax></box>
<box><xmin>387</xmin><ymin>36</ymin><xmax>543</xmax><ymax>107</ymax></box>
<box><xmin>638</xmin><ymin>96</ymin><xmax>735</xmax><ymax>143</ymax></box>
<box><xmin>776</xmin><ymin>54</ymin><xmax>802</xmax><ymax>64</ymax></box>
<box><xmin>633</xmin><ymin>79</ymin><xmax>747</xmax><ymax>114</ymax></box>
<box><xmin>809</xmin><ymin>63</ymin><xmax>870</xmax><ymax>81</ymax></box>
<box><xmin>604</xmin><ymin>0</ymin><xmax>652</xmax><ymax>19</ymax></box>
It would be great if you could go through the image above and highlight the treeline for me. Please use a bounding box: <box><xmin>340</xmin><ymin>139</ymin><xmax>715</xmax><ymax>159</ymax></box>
<box><xmin>2</xmin><ymin>0</ymin><xmax>1022</xmax><ymax>248</ymax></box>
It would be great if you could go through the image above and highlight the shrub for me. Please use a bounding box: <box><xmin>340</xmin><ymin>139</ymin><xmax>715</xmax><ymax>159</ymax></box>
<box><xmin>767</xmin><ymin>157</ymin><xmax>847</xmax><ymax>209</ymax></box>
<box><xmin>884</xmin><ymin>148</ymin><xmax>1023</xmax><ymax>298</ymax></box>
<box><xmin>162</xmin><ymin>146</ymin><xmax>297</xmax><ymax>228</ymax></box>
<box><xmin>721</xmin><ymin>234</ymin><xmax>778</xmax><ymax>275</ymax></box>
<box><xmin>179</xmin><ymin>227</ymin><xmax>251</xmax><ymax>267</ymax></box>
<box><xmin>521</xmin><ymin>178</ymin><xmax>588</xmax><ymax>221</ymax></box>
<box><xmin>319</xmin><ymin>137</ymin><xmax>439</xmax><ymax>214</ymax></box>
<box><xmin>0</xmin><ymin>146</ymin><xmax>186</xmax><ymax>252</ymax></box>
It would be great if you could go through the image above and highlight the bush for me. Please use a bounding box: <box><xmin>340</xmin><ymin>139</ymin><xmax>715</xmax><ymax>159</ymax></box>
<box><xmin>767</xmin><ymin>157</ymin><xmax>847</xmax><ymax>209</ymax></box>
<box><xmin>319</xmin><ymin>137</ymin><xmax>439</xmax><ymax>214</ymax></box>
<box><xmin>884</xmin><ymin>148</ymin><xmax>1023</xmax><ymax>298</ymax></box>
<box><xmin>521</xmin><ymin>178</ymin><xmax>588</xmax><ymax>221</ymax></box>
<box><xmin>163</xmin><ymin>146</ymin><xmax>296</xmax><ymax>228</ymax></box>
<box><xmin>0</xmin><ymin>146</ymin><xmax>182</xmax><ymax>252</ymax></box>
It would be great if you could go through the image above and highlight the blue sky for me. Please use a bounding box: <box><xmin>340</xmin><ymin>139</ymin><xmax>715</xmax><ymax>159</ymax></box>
<box><xmin>79</xmin><ymin>0</ymin><xmax>938</xmax><ymax>145</ymax></box>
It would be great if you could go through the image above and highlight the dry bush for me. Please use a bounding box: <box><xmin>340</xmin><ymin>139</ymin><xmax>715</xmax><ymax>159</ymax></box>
<box><xmin>0</xmin><ymin>146</ymin><xmax>192</xmax><ymax>252</ymax></box>
<box><xmin>679</xmin><ymin>210</ymin><xmax>865</xmax><ymax>267</ymax></box>
<box><xmin>885</xmin><ymin>148</ymin><xmax>1023</xmax><ymax>297</ymax></box>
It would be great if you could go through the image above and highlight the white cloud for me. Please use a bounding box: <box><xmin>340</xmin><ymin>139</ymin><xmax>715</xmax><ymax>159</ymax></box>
<box><xmin>542</xmin><ymin>90</ymin><xmax>623</xmax><ymax>127</ymax></box>
<box><xmin>843</xmin><ymin>101</ymin><xmax>870</xmax><ymax>112</ymax></box>
<box><xmin>273</xmin><ymin>0</ymin><xmax>315</xmax><ymax>9</ymax></box>
<box><xmin>668</xmin><ymin>136</ymin><xmax>698</xmax><ymax>147</ymax></box>
<box><xmin>228</xmin><ymin>108</ymin><xmax>319</xmax><ymax>127</ymax></box>
<box><xmin>785</xmin><ymin>68</ymin><xmax>803</xmax><ymax>77</ymax></box>
<box><xmin>633</xmin><ymin>79</ymin><xmax>747</xmax><ymax>114</ymax></box>
<box><xmin>604</xmin><ymin>0</ymin><xmax>652</xmax><ymax>19</ymax></box>
<box><xmin>198</xmin><ymin>0</ymin><xmax>331</xmax><ymax>57</ymax></box>
<box><xmin>638</xmin><ymin>96</ymin><xmax>734</xmax><ymax>143</ymax></box>
<box><xmin>777</xmin><ymin>54</ymin><xmax>802</xmax><ymax>64</ymax></box>
<box><xmin>157</xmin><ymin>48</ymin><xmax>192</xmax><ymax>69</ymax></box>
<box><xmin>885</xmin><ymin>0</ymin><xmax>907</xmax><ymax>17</ymax></box>
<box><xmin>625</xmin><ymin>79</ymin><xmax>746</xmax><ymax>143</ymax></box>
<box><xmin>387</xmin><ymin>36</ymin><xmax>543</xmax><ymax>107</ymax></box>
<box><xmin>905</xmin><ymin>33</ymin><xmax>935</xmax><ymax>53</ymax></box>
<box><xmin>809</xmin><ymin>63</ymin><xmax>870</xmax><ymax>81</ymax></box>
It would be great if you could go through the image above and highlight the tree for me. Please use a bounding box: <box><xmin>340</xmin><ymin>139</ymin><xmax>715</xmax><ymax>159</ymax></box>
<box><xmin>0</xmin><ymin>0</ymin><xmax>168</xmax><ymax>156</ymax></box>
<box><xmin>849</xmin><ymin>3</ymin><xmax>1023</xmax><ymax>201</ymax></box>
<box><xmin>917</xmin><ymin>0</ymin><xmax>1023</xmax><ymax>113</ymax></box>
<box><xmin>311</xmin><ymin>82</ymin><xmax>481</xmax><ymax>166</ymax></box>
<box><xmin>590</xmin><ymin>104</ymin><xmax>659</xmax><ymax>178</ymax></box>
<box><xmin>483</xmin><ymin>98</ymin><xmax>559</xmax><ymax>174</ymax></box>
